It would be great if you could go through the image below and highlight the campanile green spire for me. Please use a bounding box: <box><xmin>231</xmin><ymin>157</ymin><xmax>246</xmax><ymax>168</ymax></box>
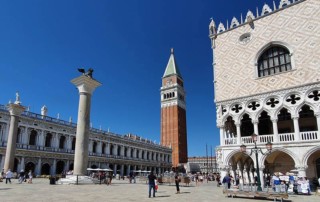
<box><xmin>163</xmin><ymin>48</ymin><xmax>182</xmax><ymax>79</ymax></box>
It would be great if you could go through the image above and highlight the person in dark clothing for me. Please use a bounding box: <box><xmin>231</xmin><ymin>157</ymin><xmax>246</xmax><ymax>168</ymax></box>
<box><xmin>147</xmin><ymin>172</ymin><xmax>157</xmax><ymax>198</ymax></box>
<box><xmin>222</xmin><ymin>174</ymin><xmax>231</xmax><ymax>189</ymax></box>
<box><xmin>175</xmin><ymin>173</ymin><xmax>180</xmax><ymax>194</ymax></box>
<box><xmin>18</xmin><ymin>170</ymin><xmax>25</xmax><ymax>184</ymax></box>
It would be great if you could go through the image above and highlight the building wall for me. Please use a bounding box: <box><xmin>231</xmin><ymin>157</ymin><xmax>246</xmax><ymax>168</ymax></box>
<box><xmin>213</xmin><ymin>0</ymin><xmax>320</xmax><ymax>102</ymax></box>
<box><xmin>0</xmin><ymin>106</ymin><xmax>172</xmax><ymax>176</ymax></box>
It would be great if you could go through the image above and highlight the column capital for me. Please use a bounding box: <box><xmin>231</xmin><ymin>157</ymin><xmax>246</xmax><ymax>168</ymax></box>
<box><xmin>235</xmin><ymin>122</ymin><xmax>241</xmax><ymax>127</ymax></box>
<box><xmin>218</xmin><ymin>124</ymin><xmax>225</xmax><ymax>129</ymax></box>
<box><xmin>292</xmin><ymin>115</ymin><xmax>299</xmax><ymax>120</ymax></box>
<box><xmin>7</xmin><ymin>103</ymin><xmax>25</xmax><ymax>116</ymax></box>
<box><xmin>296</xmin><ymin>165</ymin><xmax>308</xmax><ymax>170</ymax></box>
<box><xmin>71</xmin><ymin>75</ymin><xmax>102</xmax><ymax>95</ymax></box>
<box><xmin>271</xmin><ymin>118</ymin><xmax>278</xmax><ymax>123</ymax></box>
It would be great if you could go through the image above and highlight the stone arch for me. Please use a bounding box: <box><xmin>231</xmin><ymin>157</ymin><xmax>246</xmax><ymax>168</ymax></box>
<box><xmin>240</xmin><ymin>113</ymin><xmax>254</xmax><ymax>138</ymax></box>
<box><xmin>294</xmin><ymin>102</ymin><xmax>317</xmax><ymax>116</ymax></box>
<box><xmin>224</xmin><ymin>116</ymin><xmax>236</xmax><ymax>138</ymax></box>
<box><xmin>41</xmin><ymin>163</ymin><xmax>51</xmax><ymax>175</ymax></box>
<box><xmin>221</xmin><ymin>114</ymin><xmax>235</xmax><ymax>125</ymax></box>
<box><xmin>16</xmin><ymin>128</ymin><xmax>22</xmax><ymax>143</ymax></box>
<box><xmin>110</xmin><ymin>144</ymin><xmax>114</xmax><ymax>155</ymax></box>
<box><xmin>297</xmin><ymin>104</ymin><xmax>317</xmax><ymax>132</ymax></box>
<box><xmin>56</xmin><ymin>160</ymin><xmax>65</xmax><ymax>174</ymax></box>
<box><xmin>14</xmin><ymin>158</ymin><xmax>19</xmax><ymax>172</ymax></box>
<box><xmin>45</xmin><ymin>133</ymin><xmax>52</xmax><ymax>147</ymax></box>
<box><xmin>275</xmin><ymin>106</ymin><xmax>293</xmax><ymax>119</ymax></box>
<box><xmin>277</xmin><ymin>107</ymin><xmax>294</xmax><ymax>133</ymax></box>
<box><xmin>258</xmin><ymin>110</ymin><xmax>273</xmax><ymax>135</ymax></box>
<box><xmin>253</xmin><ymin>41</ymin><xmax>295</xmax><ymax>76</ymax></box>
<box><xmin>260</xmin><ymin>147</ymin><xmax>300</xmax><ymax>168</ymax></box>
<box><xmin>225</xmin><ymin>149</ymin><xmax>248</xmax><ymax>165</ymax></box>
<box><xmin>117</xmin><ymin>145</ymin><xmax>121</xmax><ymax>156</ymax></box>
<box><xmin>59</xmin><ymin>135</ymin><xmax>66</xmax><ymax>149</ymax></box>
<box><xmin>92</xmin><ymin>141</ymin><xmax>97</xmax><ymax>153</ymax></box>
<box><xmin>29</xmin><ymin>130</ymin><xmax>37</xmax><ymax>145</ymax></box>
<box><xmin>71</xmin><ymin>137</ymin><xmax>76</xmax><ymax>150</ymax></box>
<box><xmin>302</xmin><ymin>145</ymin><xmax>320</xmax><ymax>166</ymax></box>
<box><xmin>25</xmin><ymin>161</ymin><xmax>36</xmax><ymax>173</ymax></box>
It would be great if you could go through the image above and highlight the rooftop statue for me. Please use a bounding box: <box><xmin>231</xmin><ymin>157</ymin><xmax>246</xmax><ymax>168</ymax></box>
<box><xmin>14</xmin><ymin>92</ymin><xmax>21</xmax><ymax>105</ymax></box>
<box><xmin>78</xmin><ymin>68</ymin><xmax>94</xmax><ymax>78</ymax></box>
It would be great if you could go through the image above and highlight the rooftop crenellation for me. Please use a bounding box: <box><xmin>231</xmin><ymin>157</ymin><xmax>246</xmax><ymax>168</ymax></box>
<box><xmin>209</xmin><ymin>0</ymin><xmax>304</xmax><ymax>36</ymax></box>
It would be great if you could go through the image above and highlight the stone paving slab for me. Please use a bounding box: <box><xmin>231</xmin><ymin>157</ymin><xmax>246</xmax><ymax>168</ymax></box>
<box><xmin>0</xmin><ymin>178</ymin><xmax>318</xmax><ymax>202</ymax></box>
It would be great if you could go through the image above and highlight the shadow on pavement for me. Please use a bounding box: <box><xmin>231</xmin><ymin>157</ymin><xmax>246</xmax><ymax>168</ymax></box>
<box><xmin>156</xmin><ymin>195</ymin><xmax>170</xmax><ymax>198</ymax></box>
<box><xmin>228</xmin><ymin>196</ymin><xmax>292</xmax><ymax>202</ymax></box>
<box><xmin>0</xmin><ymin>188</ymin><xmax>12</xmax><ymax>190</ymax></box>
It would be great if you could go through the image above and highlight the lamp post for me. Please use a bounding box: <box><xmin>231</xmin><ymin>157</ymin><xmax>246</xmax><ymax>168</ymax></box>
<box><xmin>240</xmin><ymin>133</ymin><xmax>272</xmax><ymax>192</ymax></box>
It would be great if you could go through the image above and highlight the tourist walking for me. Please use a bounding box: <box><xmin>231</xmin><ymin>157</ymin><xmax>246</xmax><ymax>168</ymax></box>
<box><xmin>0</xmin><ymin>168</ymin><xmax>4</xmax><ymax>182</ymax></box>
<box><xmin>18</xmin><ymin>170</ymin><xmax>25</xmax><ymax>184</ymax></box>
<box><xmin>5</xmin><ymin>169</ymin><xmax>13</xmax><ymax>184</ymax></box>
<box><xmin>28</xmin><ymin>170</ymin><xmax>33</xmax><ymax>184</ymax></box>
<box><xmin>222</xmin><ymin>174</ymin><xmax>231</xmax><ymax>189</ymax></box>
<box><xmin>175</xmin><ymin>173</ymin><xmax>180</xmax><ymax>194</ymax></box>
<box><xmin>147</xmin><ymin>171</ymin><xmax>156</xmax><ymax>198</ymax></box>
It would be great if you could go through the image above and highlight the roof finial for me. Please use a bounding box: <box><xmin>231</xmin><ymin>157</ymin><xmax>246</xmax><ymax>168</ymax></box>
<box><xmin>171</xmin><ymin>48</ymin><xmax>174</xmax><ymax>54</ymax></box>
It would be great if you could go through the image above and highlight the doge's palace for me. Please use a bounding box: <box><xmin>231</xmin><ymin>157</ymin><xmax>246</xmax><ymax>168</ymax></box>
<box><xmin>209</xmin><ymin>0</ymin><xmax>320</xmax><ymax>185</ymax></box>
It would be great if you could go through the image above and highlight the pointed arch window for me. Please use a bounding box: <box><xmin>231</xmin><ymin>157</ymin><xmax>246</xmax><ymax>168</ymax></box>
<box><xmin>257</xmin><ymin>45</ymin><xmax>291</xmax><ymax>77</ymax></box>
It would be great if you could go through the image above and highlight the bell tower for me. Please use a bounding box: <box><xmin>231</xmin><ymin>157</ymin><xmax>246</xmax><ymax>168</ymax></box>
<box><xmin>160</xmin><ymin>48</ymin><xmax>188</xmax><ymax>167</ymax></box>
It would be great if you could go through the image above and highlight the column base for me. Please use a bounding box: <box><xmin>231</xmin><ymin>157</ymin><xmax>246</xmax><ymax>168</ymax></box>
<box><xmin>58</xmin><ymin>175</ymin><xmax>94</xmax><ymax>185</ymax></box>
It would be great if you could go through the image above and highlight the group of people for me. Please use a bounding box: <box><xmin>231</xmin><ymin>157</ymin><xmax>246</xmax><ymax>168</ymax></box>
<box><xmin>0</xmin><ymin>169</ymin><xmax>33</xmax><ymax>184</ymax></box>
<box><xmin>147</xmin><ymin>171</ymin><xmax>181</xmax><ymax>198</ymax></box>
<box><xmin>221</xmin><ymin>171</ymin><xmax>320</xmax><ymax>195</ymax></box>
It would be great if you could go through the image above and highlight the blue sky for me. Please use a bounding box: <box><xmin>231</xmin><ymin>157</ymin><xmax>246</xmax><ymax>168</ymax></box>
<box><xmin>0</xmin><ymin>0</ymin><xmax>276</xmax><ymax>156</ymax></box>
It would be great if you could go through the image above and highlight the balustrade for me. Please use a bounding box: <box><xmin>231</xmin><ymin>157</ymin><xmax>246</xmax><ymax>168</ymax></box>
<box><xmin>300</xmin><ymin>131</ymin><xmax>318</xmax><ymax>141</ymax></box>
<box><xmin>279</xmin><ymin>133</ymin><xmax>295</xmax><ymax>142</ymax></box>
<box><xmin>241</xmin><ymin>136</ymin><xmax>254</xmax><ymax>144</ymax></box>
<box><xmin>259</xmin><ymin>134</ymin><xmax>274</xmax><ymax>143</ymax></box>
<box><xmin>224</xmin><ymin>138</ymin><xmax>237</xmax><ymax>145</ymax></box>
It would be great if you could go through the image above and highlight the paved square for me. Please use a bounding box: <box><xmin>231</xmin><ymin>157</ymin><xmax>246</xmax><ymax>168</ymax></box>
<box><xmin>0</xmin><ymin>178</ymin><xmax>318</xmax><ymax>202</ymax></box>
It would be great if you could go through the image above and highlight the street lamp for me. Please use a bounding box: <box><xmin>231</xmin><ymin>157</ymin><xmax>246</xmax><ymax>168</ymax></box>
<box><xmin>240</xmin><ymin>133</ymin><xmax>273</xmax><ymax>191</ymax></box>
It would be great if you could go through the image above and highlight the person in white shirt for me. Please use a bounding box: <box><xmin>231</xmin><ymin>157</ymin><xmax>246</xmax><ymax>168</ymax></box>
<box><xmin>5</xmin><ymin>169</ymin><xmax>13</xmax><ymax>184</ymax></box>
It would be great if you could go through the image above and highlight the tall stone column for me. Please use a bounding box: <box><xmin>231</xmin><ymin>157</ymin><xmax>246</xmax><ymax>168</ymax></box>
<box><xmin>315</xmin><ymin>113</ymin><xmax>320</xmax><ymax>138</ymax></box>
<box><xmin>236</xmin><ymin>123</ymin><xmax>241</xmax><ymax>145</ymax></box>
<box><xmin>4</xmin><ymin>102</ymin><xmax>25</xmax><ymax>172</ymax></box>
<box><xmin>253</xmin><ymin>120</ymin><xmax>259</xmax><ymax>136</ymax></box>
<box><xmin>71</xmin><ymin>75</ymin><xmax>101</xmax><ymax>175</ymax></box>
<box><xmin>36</xmin><ymin>158</ymin><xmax>42</xmax><ymax>175</ymax></box>
<box><xmin>292</xmin><ymin>116</ymin><xmax>300</xmax><ymax>141</ymax></box>
<box><xmin>271</xmin><ymin>119</ymin><xmax>278</xmax><ymax>142</ymax></box>
<box><xmin>219</xmin><ymin>126</ymin><xmax>225</xmax><ymax>146</ymax></box>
